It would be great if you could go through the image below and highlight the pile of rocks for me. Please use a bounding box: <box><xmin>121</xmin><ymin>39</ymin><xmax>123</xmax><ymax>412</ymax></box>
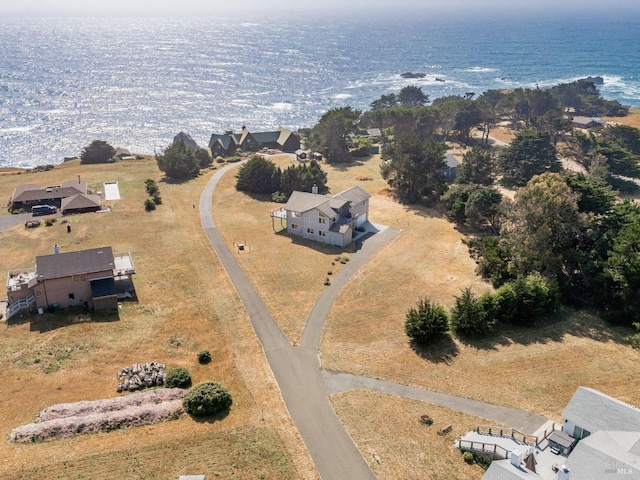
<box><xmin>117</xmin><ymin>362</ymin><xmax>166</xmax><ymax>392</ymax></box>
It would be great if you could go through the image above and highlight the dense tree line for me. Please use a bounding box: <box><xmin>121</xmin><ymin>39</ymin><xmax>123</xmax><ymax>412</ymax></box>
<box><xmin>235</xmin><ymin>156</ymin><xmax>329</xmax><ymax>201</ymax></box>
<box><xmin>303</xmin><ymin>80</ymin><xmax>640</xmax><ymax>330</ymax></box>
<box><xmin>405</xmin><ymin>273</ymin><xmax>559</xmax><ymax>343</ymax></box>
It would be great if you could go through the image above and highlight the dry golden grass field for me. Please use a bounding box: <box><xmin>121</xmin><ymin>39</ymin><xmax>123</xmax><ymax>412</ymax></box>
<box><xmin>1</xmin><ymin>136</ymin><xmax>640</xmax><ymax>480</ymax></box>
<box><xmin>331</xmin><ymin>390</ymin><xmax>489</xmax><ymax>480</ymax></box>
<box><xmin>0</xmin><ymin>159</ymin><xmax>317</xmax><ymax>479</ymax></box>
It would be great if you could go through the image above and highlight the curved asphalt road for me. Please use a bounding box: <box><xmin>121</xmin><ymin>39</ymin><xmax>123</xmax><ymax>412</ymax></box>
<box><xmin>200</xmin><ymin>162</ymin><xmax>547</xmax><ymax>479</ymax></box>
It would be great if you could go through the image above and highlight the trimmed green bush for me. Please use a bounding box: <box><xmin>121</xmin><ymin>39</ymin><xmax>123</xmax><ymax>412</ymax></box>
<box><xmin>463</xmin><ymin>451</ymin><xmax>475</xmax><ymax>464</ymax></box>
<box><xmin>144</xmin><ymin>199</ymin><xmax>156</xmax><ymax>211</ymax></box>
<box><xmin>182</xmin><ymin>381</ymin><xmax>232</xmax><ymax>417</ymax></box>
<box><xmin>197</xmin><ymin>350</ymin><xmax>211</xmax><ymax>364</ymax></box>
<box><xmin>405</xmin><ymin>297</ymin><xmax>450</xmax><ymax>344</ymax></box>
<box><xmin>165</xmin><ymin>367</ymin><xmax>192</xmax><ymax>388</ymax></box>
<box><xmin>450</xmin><ymin>288</ymin><xmax>496</xmax><ymax>338</ymax></box>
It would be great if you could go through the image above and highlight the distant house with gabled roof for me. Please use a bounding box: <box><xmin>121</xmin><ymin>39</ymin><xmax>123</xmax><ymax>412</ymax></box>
<box><xmin>571</xmin><ymin>116</ymin><xmax>605</xmax><ymax>129</ymax></box>
<box><xmin>10</xmin><ymin>179</ymin><xmax>87</xmax><ymax>212</ymax></box>
<box><xmin>271</xmin><ymin>186</ymin><xmax>370</xmax><ymax>247</ymax></box>
<box><xmin>208</xmin><ymin>126</ymin><xmax>300</xmax><ymax>157</ymax></box>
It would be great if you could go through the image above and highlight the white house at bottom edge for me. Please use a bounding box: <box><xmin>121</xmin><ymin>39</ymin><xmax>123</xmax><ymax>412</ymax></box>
<box><xmin>271</xmin><ymin>186</ymin><xmax>370</xmax><ymax>247</ymax></box>
<box><xmin>480</xmin><ymin>386</ymin><xmax>640</xmax><ymax>480</ymax></box>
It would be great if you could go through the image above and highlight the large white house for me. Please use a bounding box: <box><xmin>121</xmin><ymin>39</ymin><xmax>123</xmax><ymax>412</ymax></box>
<box><xmin>474</xmin><ymin>387</ymin><xmax>640</xmax><ymax>479</ymax></box>
<box><xmin>271</xmin><ymin>186</ymin><xmax>370</xmax><ymax>247</ymax></box>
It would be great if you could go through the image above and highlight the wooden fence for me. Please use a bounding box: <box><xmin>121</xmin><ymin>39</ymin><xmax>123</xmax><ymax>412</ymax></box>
<box><xmin>456</xmin><ymin>439</ymin><xmax>510</xmax><ymax>461</ymax></box>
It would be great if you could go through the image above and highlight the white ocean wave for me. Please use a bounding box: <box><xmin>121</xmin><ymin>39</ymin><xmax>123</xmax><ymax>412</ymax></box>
<box><xmin>467</xmin><ymin>66</ymin><xmax>497</xmax><ymax>73</ymax></box>
<box><xmin>269</xmin><ymin>102</ymin><xmax>294</xmax><ymax>110</ymax></box>
<box><xmin>334</xmin><ymin>93</ymin><xmax>353</xmax><ymax>100</ymax></box>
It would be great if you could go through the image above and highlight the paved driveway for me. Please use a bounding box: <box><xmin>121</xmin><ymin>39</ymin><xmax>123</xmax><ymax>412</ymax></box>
<box><xmin>200</xmin><ymin>163</ymin><xmax>548</xmax><ymax>479</ymax></box>
<box><xmin>0</xmin><ymin>212</ymin><xmax>32</xmax><ymax>231</ymax></box>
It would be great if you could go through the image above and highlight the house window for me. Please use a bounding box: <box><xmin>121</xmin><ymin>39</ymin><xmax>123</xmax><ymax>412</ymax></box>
<box><xmin>319</xmin><ymin>231</ymin><xmax>326</xmax><ymax>237</ymax></box>
<box><xmin>319</xmin><ymin>216</ymin><xmax>327</xmax><ymax>224</ymax></box>
<box><xmin>69</xmin><ymin>293</ymin><xmax>75</xmax><ymax>300</ymax></box>
<box><xmin>307</xmin><ymin>228</ymin><xmax>314</xmax><ymax>234</ymax></box>
<box><xmin>291</xmin><ymin>223</ymin><xmax>299</xmax><ymax>230</ymax></box>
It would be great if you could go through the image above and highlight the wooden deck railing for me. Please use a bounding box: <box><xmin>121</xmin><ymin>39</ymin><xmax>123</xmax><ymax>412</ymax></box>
<box><xmin>456</xmin><ymin>439</ymin><xmax>510</xmax><ymax>460</ymax></box>
<box><xmin>476</xmin><ymin>425</ymin><xmax>538</xmax><ymax>445</ymax></box>
<box><xmin>7</xmin><ymin>292</ymin><xmax>35</xmax><ymax>320</ymax></box>
<box><xmin>537</xmin><ymin>422</ymin><xmax>560</xmax><ymax>442</ymax></box>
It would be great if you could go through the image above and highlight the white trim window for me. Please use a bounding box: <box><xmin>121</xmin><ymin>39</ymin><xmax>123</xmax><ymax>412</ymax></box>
<box><xmin>307</xmin><ymin>228</ymin><xmax>314</xmax><ymax>234</ymax></box>
<box><xmin>291</xmin><ymin>223</ymin><xmax>299</xmax><ymax>230</ymax></box>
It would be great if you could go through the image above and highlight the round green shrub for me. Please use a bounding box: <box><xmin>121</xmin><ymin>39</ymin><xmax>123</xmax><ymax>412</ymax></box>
<box><xmin>182</xmin><ymin>381</ymin><xmax>232</xmax><ymax>417</ymax></box>
<box><xmin>197</xmin><ymin>350</ymin><xmax>211</xmax><ymax>364</ymax></box>
<box><xmin>144</xmin><ymin>198</ymin><xmax>156</xmax><ymax>211</ymax></box>
<box><xmin>463</xmin><ymin>451</ymin><xmax>475</xmax><ymax>464</ymax></box>
<box><xmin>165</xmin><ymin>367</ymin><xmax>192</xmax><ymax>388</ymax></box>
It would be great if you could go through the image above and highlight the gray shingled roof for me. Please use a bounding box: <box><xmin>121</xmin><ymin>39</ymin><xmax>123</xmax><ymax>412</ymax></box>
<box><xmin>563</xmin><ymin>387</ymin><xmax>640</xmax><ymax>434</ymax></box>
<box><xmin>482</xmin><ymin>460</ymin><xmax>541</xmax><ymax>480</ymax></box>
<box><xmin>284</xmin><ymin>191</ymin><xmax>330</xmax><ymax>214</ymax></box>
<box><xmin>12</xmin><ymin>181</ymin><xmax>87</xmax><ymax>203</ymax></box>
<box><xmin>566</xmin><ymin>431</ymin><xmax>640</xmax><ymax>479</ymax></box>
<box><xmin>444</xmin><ymin>154</ymin><xmax>461</xmax><ymax>168</ymax></box>
<box><xmin>61</xmin><ymin>193</ymin><xmax>101</xmax><ymax>212</ymax></box>
<box><xmin>36</xmin><ymin>247</ymin><xmax>115</xmax><ymax>281</ymax></box>
<box><xmin>333</xmin><ymin>185</ymin><xmax>370</xmax><ymax>205</ymax></box>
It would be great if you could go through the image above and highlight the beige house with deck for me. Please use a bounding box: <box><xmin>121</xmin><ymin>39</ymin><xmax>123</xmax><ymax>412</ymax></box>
<box><xmin>6</xmin><ymin>246</ymin><xmax>135</xmax><ymax>319</ymax></box>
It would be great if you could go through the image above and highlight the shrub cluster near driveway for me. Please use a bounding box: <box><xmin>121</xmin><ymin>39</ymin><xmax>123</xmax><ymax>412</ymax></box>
<box><xmin>405</xmin><ymin>273</ymin><xmax>560</xmax><ymax>343</ymax></box>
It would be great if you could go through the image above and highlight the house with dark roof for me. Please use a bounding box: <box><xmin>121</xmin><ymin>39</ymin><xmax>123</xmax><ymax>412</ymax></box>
<box><xmin>60</xmin><ymin>193</ymin><xmax>102</xmax><ymax>214</ymax></box>
<box><xmin>10</xmin><ymin>179</ymin><xmax>87</xmax><ymax>212</ymax></box>
<box><xmin>270</xmin><ymin>186</ymin><xmax>370</xmax><ymax>247</ymax></box>
<box><xmin>208</xmin><ymin>126</ymin><xmax>300</xmax><ymax>157</ymax></box>
<box><xmin>6</xmin><ymin>246</ymin><xmax>135</xmax><ymax>319</ymax></box>
<box><xmin>473</xmin><ymin>387</ymin><xmax>640</xmax><ymax>480</ymax></box>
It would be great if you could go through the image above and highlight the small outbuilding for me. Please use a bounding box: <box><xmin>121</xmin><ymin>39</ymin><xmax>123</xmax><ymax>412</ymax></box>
<box><xmin>571</xmin><ymin>116</ymin><xmax>604</xmax><ymax>129</ymax></box>
<box><xmin>61</xmin><ymin>193</ymin><xmax>101</xmax><ymax>214</ymax></box>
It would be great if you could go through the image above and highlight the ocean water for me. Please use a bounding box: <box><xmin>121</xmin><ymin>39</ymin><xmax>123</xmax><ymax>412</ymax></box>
<box><xmin>1</xmin><ymin>13</ymin><xmax>639</xmax><ymax>168</ymax></box>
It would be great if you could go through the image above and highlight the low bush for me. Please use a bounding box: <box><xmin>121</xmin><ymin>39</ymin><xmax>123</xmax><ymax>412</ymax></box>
<box><xmin>463</xmin><ymin>451</ymin><xmax>475</xmax><ymax>464</ymax></box>
<box><xmin>405</xmin><ymin>297</ymin><xmax>450</xmax><ymax>344</ymax></box>
<box><xmin>165</xmin><ymin>367</ymin><xmax>192</xmax><ymax>388</ymax></box>
<box><xmin>182</xmin><ymin>381</ymin><xmax>232</xmax><ymax>417</ymax></box>
<box><xmin>152</xmin><ymin>193</ymin><xmax>162</xmax><ymax>205</ymax></box>
<box><xmin>197</xmin><ymin>350</ymin><xmax>211</xmax><ymax>364</ymax></box>
<box><xmin>145</xmin><ymin>179</ymin><xmax>159</xmax><ymax>196</ymax></box>
<box><xmin>144</xmin><ymin>199</ymin><xmax>156</xmax><ymax>211</ymax></box>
